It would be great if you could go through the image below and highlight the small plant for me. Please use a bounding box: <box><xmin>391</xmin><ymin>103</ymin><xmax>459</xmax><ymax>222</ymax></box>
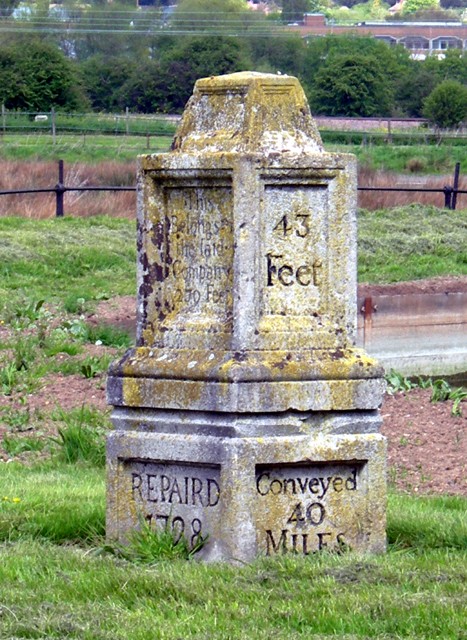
<box><xmin>416</xmin><ymin>376</ymin><xmax>432</xmax><ymax>390</ymax></box>
<box><xmin>1</xmin><ymin>407</ymin><xmax>31</xmax><ymax>431</ymax></box>
<box><xmin>451</xmin><ymin>388</ymin><xmax>467</xmax><ymax>417</ymax></box>
<box><xmin>80</xmin><ymin>356</ymin><xmax>103</xmax><ymax>379</ymax></box>
<box><xmin>2</xmin><ymin>435</ymin><xmax>45</xmax><ymax>457</ymax></box>
<box><xmin>431</xmin><ymin>379</ymin><xmax>467</xmax><ymax>416</ymax></box>
<box><xmin>43</xmin><ymin>337</ymin><xmax>82</xmax><ymax>357</ymax></box>
<box><xmin>1</xmin><ymin>362</ymin><xmax>18</xmax><ymax>395</ymax></box>
<box><xmin>50</xmin><ymin>406</ymin><xmax>108</xmax><ymax>467</ymax></box>
<box><xmin>105</xmin><ymin>517</ymin><xmax>206</xmax><ymax>564</ymax></box>
<box><xmin>11</xmin><ymin>297</ymin><xmax>45</xmax><ymax>325</ymax></box>
<box><xmin>64</xmin><ymin>296</ymin><xmax>88</xmax><ymax>315</ymax></box>
<box><xmin>13</xmin><ymin>334</ymin><xmax>38</xmax><ymax>372</ymax></box>
<box><xmin>62</xmin><ymin>318</ymin><xmax>89</xmax><ymax>341</ymax></box>
<box><xmin>385</xmin><ymin>369</ymin><xmax>414</xmax><ymax>394</ymax></box>
<box><xmin>430</xmin><ymin>379</ymin><xmax>452</xmax><ymax>403</ymax></box>
<box><xmin>86</xmin><ymin>323</ymin><xmax>132</xmax><ymax>348</ymax></box>
<box><xmin>385</xmin><ymin>373</ymin><xmax>466</xmax><ymax>416</ymax></box>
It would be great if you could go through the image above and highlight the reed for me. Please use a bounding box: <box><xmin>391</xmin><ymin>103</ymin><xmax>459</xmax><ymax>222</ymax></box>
<box><xmin>358</xmin><ymin>167</ymin><xmax>466</xmax><ymax>211</ymax></box>
<box><xmin>0</xmin><ymin>160</ymin><xmax>465</xmax><ymax>218</ymax></box>
<box><xmin>0</xmin><ymin>160</ymin><xmax>137</xmax><ymax>219</ymax></box>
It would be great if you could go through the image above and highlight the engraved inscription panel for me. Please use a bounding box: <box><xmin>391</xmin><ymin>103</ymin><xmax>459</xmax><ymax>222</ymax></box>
<box><xmin>255</xmin><ymin>463</ymin><xmax>367</xmax><ymax>555</ymax></box>
<box><xmin>124</xmin><ymin>461</ymin><xmax>220</xmax><ymax>550</ymax></box>
<box><xmin>152</xmin><ymin>185</ymin><xmax>234</xmax><ymax>327</ymax></box>
<box><xmin>262</xmin><ymin>186</ymin><xmax>328</xmax><ymax>317</ymax></box>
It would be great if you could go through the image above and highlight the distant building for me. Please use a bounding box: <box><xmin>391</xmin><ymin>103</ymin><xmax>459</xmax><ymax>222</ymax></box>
<box><xmin>289</xmin><ymin>13</ymin><xmax>467</xmax><ymax>59</ymax></box>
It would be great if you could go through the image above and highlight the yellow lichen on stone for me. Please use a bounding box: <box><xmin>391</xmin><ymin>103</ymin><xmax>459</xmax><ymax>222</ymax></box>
<box><xmin>106</xmin><ymin>72</ymin><xmax>386</xmax><ymax>563</ymax></box>
<box><xmin>172</xmin><ymin>72</ymin><xmax>323</xmax><ymax>155</ymax></box>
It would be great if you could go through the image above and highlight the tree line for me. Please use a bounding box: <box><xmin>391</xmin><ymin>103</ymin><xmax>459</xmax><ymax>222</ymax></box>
<box><xmin>0</xmin><ymin>0</ymin><xmax>466</xmax><ymax>127</ymax></box>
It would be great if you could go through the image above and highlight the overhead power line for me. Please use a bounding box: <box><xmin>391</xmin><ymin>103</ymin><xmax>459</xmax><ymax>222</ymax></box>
<box><xmin>0</xmin><ymin>10</ymin><xmax>292</xmax><ymax>37</ymax></box>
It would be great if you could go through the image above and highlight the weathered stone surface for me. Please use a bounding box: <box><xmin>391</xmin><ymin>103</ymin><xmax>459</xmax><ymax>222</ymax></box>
<box><xmin>106</xmin><ymin>72</ymin><xmax>386</xmax><ymax>561</ymax></box>
<box><xmin>171</xmin><ymin>72</ymin><xmax>323</xmax><ymax>155</ymax></box>
<box><xmin>107</xmin><ymin>71</ymin><xmax>383</xmax><ymax>413</ymax></box>
<box><xmin>107</xmin><ymin>421</ymin><xmax>386</xmax><ymax>562</ymax></box>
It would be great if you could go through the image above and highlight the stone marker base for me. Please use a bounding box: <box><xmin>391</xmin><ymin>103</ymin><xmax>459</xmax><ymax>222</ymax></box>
<box><xmin>107</xmin><ymin>409</ymin><xmax>386</xmax><ymax>563</ymax></box>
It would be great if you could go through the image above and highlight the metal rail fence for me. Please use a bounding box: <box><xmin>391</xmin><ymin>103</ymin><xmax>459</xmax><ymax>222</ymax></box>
<box><xmin>0</xmin><ymin>160</ymin><xmax>464</xmax><ymax>217</ymax></box>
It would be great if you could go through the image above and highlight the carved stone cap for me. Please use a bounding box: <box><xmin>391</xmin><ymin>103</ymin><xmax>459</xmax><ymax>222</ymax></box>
<box><xmin>172</xmin><ymin>71</ymin><xmax>323</xmax><ymax>155</ymax></box>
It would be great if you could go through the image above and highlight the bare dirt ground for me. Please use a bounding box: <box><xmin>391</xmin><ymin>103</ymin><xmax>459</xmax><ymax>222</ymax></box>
<box><xmin>1</xmin><ymin>276</ymin><xmax>466</xmax><ymax>496</ymax></box>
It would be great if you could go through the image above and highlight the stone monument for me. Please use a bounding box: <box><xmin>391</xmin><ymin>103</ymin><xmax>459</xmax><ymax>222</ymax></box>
<box><xmin>106</xmin><ymin>72</ymin><xmax>386</xmax><ymax>562</ymax></box>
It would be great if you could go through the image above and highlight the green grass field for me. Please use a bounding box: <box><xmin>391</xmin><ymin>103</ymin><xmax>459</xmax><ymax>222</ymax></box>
<box><xmin>0</xmin><ymin>131</ymin><xmax>465</xmax><ymax>174</ymax></box>
<box><xmin>0</xmin><ymin>458</ymin><xmax>466</xmax><ymax>639</ymax></box>
<box><xmin>0</xmin><ymin>133</ymin><xmax>174</xmax><ymax>163</ymax></box>
<box><xmin>358</xmin><ymin>205</ymin><xmax>467</xmax><ymax>283</ymax></box>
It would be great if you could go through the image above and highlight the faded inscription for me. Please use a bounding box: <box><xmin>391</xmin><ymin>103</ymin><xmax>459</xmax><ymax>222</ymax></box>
<box><xmin>152</xmin><ymin>186</ymin><xmax>233</xmax><ymax>322</ymax></box>
<box><xmin>126</xmin><ymin>461</ymin><xmax>220</xmax><ymax>549</ymax></box>
<box><xmin>262</xmin><ymin>186</ymin><xmax>328</xmax><ymax>316</ymax></box>
<box><xmin>255</xmin><ymin>463</ymin><xmax>367</xmax><ymax>555</ymax></box>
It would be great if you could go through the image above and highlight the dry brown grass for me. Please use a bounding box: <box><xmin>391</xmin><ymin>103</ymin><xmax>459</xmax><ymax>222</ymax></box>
<box><xmin>0</xmin><ymin>160</ymin><xmax>465</xmax><ymax>218</ymax></box>
<box><xmin>0</xmin><ymin>160</ymin><xmax>137</xmax><ymax>219</ymax></box>
<box><xmin>358</xmin><ymin>167</ymin><xmax>467</xmax><ymax>211</ymax></box>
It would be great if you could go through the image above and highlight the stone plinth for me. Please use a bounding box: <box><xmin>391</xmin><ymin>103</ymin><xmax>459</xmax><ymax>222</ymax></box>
<box><xmin>106</xmin><ymin>72</ymin><xmax>386</xmax><ymax>562</ymax></box>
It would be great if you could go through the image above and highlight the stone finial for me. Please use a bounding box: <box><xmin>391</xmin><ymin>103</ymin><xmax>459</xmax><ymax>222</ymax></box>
<box><xmin>172</xmin><ymin>72</ymin><xmax>323</xmax><ymax>154</ymax></box>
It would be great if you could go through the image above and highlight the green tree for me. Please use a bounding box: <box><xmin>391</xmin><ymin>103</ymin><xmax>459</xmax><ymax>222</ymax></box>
<box><xmin>117</xmin><ymin>36</ymin><xmax>250</xmax><ymax>113</ymax></box>
<box><xmin>303</xmin><ymin>34</ymin><xmax>410</xmax><ymax>85</ymax></box>
<box><xmin>281</xmin><ymin>0</ymin><xmax>310</xmax><ymax>23</ymax></box>
<box><xmin>172</xmin><ymin>0</ymin><xmax>248</xmax><ymax>33</ymax></box>
<box><xmin>80</xmin><ymin>55</ymin><xmax>137</xmax><ymax>111</ymax></box>
<box><xmin>438</xmin><ymin>50</ymin><xmax>467</xmax><ymax>85</ymax></box>
<box><xmin>303</xmin><ymin>35</ymin><xmax>410</xmax><ymax>115</ymax></box>
<box><xmin>248</xmin><ymin>33</ymin><xmax>306</xmax><ymax>76</ymax></box>
<box><xmin>423</xmin><ymin>80</ymin><xmax>467</xmax><ymax>129</ymax></box>
<box><xmin>402</xmin><ymin>0</ymin><xmax>440</xmax><ymax>14</ymax></box>
<box><xmin>395</xmin><ymin>60</ymin><xmax>439</xmax><ymax>116</ymax></box>
<box><xmin>0</xmin><ymin>39</ymin><xmax>88</xmax><ymax>111</ymax></box>
<box><xmin>115</xmin><ymin>60</ymin><xmax>171</xmax><ymax>113</ymax></box>
<box><xmin>310</xmin><ymin>53</ymin><xmax>394</xmax><ymax>116</ymax></box>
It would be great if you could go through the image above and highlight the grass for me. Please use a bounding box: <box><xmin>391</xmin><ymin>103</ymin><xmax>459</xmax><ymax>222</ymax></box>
<box><xmin>354</xmin><ymin>143</ymin><xmax>467</xmax><ymax>175</ymax></box>
<box><xmin>50</xmin><ymin>405</ymin><xmax>109</xmax><ymax>467</ymax></box>
<box><xmin>0</xmin><ymin>458</ymin><xmax>465</xmax><ymax>639</ymax></box>
<box><xmin>387</xmin><ymin>493</ymin><xmax>466</xmax><ymax>551</ymax></box>
<box><xmin>2</xmin><ymin>112</ymin><xmax>178</xmax><ymax>137</ymax></box>
<box><xmin>358</xmin><ymin>204</ymin><xmax>467</xmax><ymax>283</ymax></box>
<box><xmin>0</xmin><ymin>462</ymin><xmax>105</xmax><ymax>543</ymax></box>
<box><xmin>0</xmin><ymin>132</ymin><xmax>173</xmax><ymax>163</ymax></box>
<box><xmin>1</xmin><ymin>207</ymin><xmax>465</xmax><ymax>312</ymax></box>
<box><xmin>0</xmin><ymin>216</ymin><xmax>136</xmax><ymax>304</ymax></box>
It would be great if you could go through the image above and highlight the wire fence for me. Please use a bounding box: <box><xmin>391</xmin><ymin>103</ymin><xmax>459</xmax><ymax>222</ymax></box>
<box><xmin>0</xmin><ymin>107</ymin><xmax>179</xmax><ymax>139</ymax></box>
<box><xmin>0</xmin><ymin>160</ymin><xmax>464</xmax><ymax>218</ymax></box>
<box><xmin>1</xmin><ymin>109</ymin><xmax>467</xmax><ymax>145</ymax></box>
